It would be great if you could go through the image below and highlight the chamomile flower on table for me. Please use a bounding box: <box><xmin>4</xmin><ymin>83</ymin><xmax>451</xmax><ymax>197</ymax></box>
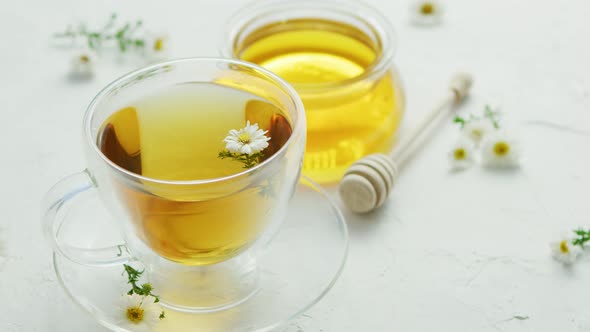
<box><xmin>462</xmin><ymin>119</ymin><xmax>495</xmax><ymax>144</ymax></box>
<box><xmin>144</xmin><ymin>33</ymin><xmax>169</xmax><ymax>61</ymax></box>
<box><xmin>550</xmin><ymin>235</ymin><xmax>583</xmax><ymax>265</ymax></box>
<box><xmin>410</xmin><ymin>0</ymin><xmax>444</xmax><ymax>26</ymax></box>
<box><xmin>69</xmin><ymin>47</ymin><xmax>98</xmax><ymax>79</ymax></box>
<box><xmin>448</xmin><ymin>137</ymin><xmax>475</xmax><ymax>170</ymax></box>
<box><xmin>117</xmin><ymin>294</ymin><xmax>163</xmax><ymax>332</ymax></box>
<box><xmin>481</xmin><ymin>131</ymin><xmax>520</xmax><ymax>168</ymax></box>
<box><xmin>219</xmin><ymin>121</ymin><xmax>271</xmax><ymax>168</ymax></box>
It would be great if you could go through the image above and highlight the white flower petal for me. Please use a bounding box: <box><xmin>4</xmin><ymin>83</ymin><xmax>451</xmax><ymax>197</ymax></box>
<box><xmin>225</xmin><ymin>141</ymin><xmax>242</xmax><ymax>153</ymax></box>
<box><xmin>462</xmin><ymin>119</ymin><xmax>495</xmax><ymax>144</ymax></box>
<box><xmin>223</xmin><ymin>137</ymin><xmax>237</xmax><ymax>144</ymax></box>
<box><xmin>240</xmin><ymin>144</ymin><xmax>253</xmax><ymax>155</ymax></box>
<box><xmin>254</xmin><ymin>130</ymin><xmax>269</xmax><ymax>141</ymax></box>
<box><xmin>249</xmin><ymin>141</ymin><xmax>269</xmax><ymax>153</ymax></box>
<box><xmin>248</xmin><ymin>121</ymin><xmax>259</xmax><ymax>131</ymax></box>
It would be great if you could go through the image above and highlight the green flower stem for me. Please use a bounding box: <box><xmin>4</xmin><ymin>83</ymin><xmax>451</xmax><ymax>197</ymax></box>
<box><xmin>123</xmin><ymin>264</ymin><xmax>160</xmax><ymax>302</ymax></box>
<box><xmin>573</xmin><ymin>228</ymin><xmax>590</xmax><ymax>247</ymax></box>
<box><xmin>218</xmin><ymin>151</ymin><xmax>263</xmax><ymax>169</ymax></box>
<box><xmin>54</xmin><ymin>13</ymin><xmax>146</xmax><ymax>53</ymax></box>
<box><xmin>453</xmin><ymin>104</ymin><xmax>501</xmax><ymax>129</ymax></box>
<box><xmin>483</xmin><ymin>105</ymin><xmax>501</xmax><ymax>129</ymax></box>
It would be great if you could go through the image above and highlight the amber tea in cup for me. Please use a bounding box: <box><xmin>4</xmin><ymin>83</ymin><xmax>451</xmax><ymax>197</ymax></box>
<box><xmin>98</xmin><ymin>83</ymin><xmax>292</xmax><ymax>265</ymax></box>
<box><xmin>224</xmin><ymin>0</ymin><xmax>405</xmax><ymax>183</ymax></box>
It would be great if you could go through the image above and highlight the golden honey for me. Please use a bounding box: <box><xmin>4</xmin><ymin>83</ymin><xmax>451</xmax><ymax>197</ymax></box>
<box><xmin>231</xmin><ymin>17</ymin><xmax>404</xmax><ymax>183</ymax></box>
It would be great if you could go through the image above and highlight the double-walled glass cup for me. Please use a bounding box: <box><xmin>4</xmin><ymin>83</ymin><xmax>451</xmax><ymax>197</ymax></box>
<box><xmin>223</xmin><ymin>0</ymin><xmax>405</xmax><ymax>183</ymax></box>
<box><xmin>42</xmin><ymin>58</ymin><xmax>306</xmax><ymax>311</ymax></box>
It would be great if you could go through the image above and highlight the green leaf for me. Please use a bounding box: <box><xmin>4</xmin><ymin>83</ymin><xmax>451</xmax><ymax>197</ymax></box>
<box><xmin>453</xmin><ymin>116</ymin><xmax>466</xmax><ymax>128</ymax></box>
<box><xmin>571</xmin><ymin>228</ymin><xmax>590</xmax><ymax>247</ymax></box>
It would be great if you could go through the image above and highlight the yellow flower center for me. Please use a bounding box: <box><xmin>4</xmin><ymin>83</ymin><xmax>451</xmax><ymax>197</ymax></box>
<box><xmin>126</xmin><ymin>306</ymin><xmax>145</xmax><ymax>324</ymax></box>
<box><xmin>79</xmin><ymin>55</ymin><xmax>90</xmax><ymax>63</ymax></box>
<box><xmin>559</xmin><ymin>241</ymin><xmax>570</xmax><ymax>254</ymax></box>
<box><xmin>493</xmin><ymin>142</ymin><xmax>510</xmax><ymax>156</ymax></box>
<box><xmin>420</xmin><ymin>3</ymin><xmax>435</xmax><ymax>15</ymax></box>
<box><xmin>471</xmin><ymin>129</ymin><xmax>483</xmax><ymax>139</ymax></box>
<box><xmin>238</xmin><ymin>132</ymin><xmax>251</xmax><ymax>144</ymax></box>
<box><xmin>154</xmin><ymin>38</ymin><xmax>164</xmax><ymax>51</ymax></box>
<box><xmin>454</xmin><ymin>148</ymin><xmax>466</xmax><ymax>160</ymax></box>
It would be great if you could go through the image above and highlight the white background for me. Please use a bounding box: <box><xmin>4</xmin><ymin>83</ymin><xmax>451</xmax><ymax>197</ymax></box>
<box><xmin>3</xmin><ymin>0</ymin><xmax>590</xmax><ymax>331</ymax></box>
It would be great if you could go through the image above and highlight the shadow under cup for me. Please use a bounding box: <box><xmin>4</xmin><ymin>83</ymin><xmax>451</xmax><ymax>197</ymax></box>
<box><xmin>83</xmin><ymin>59</ymin><xmax>305</xmax><ymax>309</ymax></box>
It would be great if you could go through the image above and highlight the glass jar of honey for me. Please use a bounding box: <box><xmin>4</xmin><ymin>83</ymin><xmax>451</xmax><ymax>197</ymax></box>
<box><xmin>223</xmin><ymin>0</ymin><xmax>405</xmax><ymax>183</ymax></box>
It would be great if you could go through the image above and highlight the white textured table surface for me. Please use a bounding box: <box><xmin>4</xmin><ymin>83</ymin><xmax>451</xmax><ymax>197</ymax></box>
<box><xmin>3</xmin><ymin>0</ymin><xmax>590</xmax><ymax>331</ymax></box>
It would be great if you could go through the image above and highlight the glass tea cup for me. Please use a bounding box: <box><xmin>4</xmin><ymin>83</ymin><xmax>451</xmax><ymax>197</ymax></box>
<box><xmin>222</xmin><ymin>0</ymin><xmax>405</xmax><ymax>183</ymax></box>
<box><xmin>42</xmin><ymin>58</ymin><xmax>306</xmax><ymax>311</ymax></box>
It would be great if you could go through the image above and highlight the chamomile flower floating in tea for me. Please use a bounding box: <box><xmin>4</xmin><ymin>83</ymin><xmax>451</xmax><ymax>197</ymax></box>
<box><xmin>220</xmin><ymin>121</ymin><xmax>271</xmax><ymax>168</ymax></box>
<box><xmin>117</xmin><ymin>294</ymin><xmax>164</xmax><ymax>332</ymax></box>
<box><xmin>448</xmin><ymin>137</ymin><xmax>475</xmax><ymax>170</ymax></box>
<box><xmin>410</xmin><ymin>0</ymin><xmax>444</xmax><ymax>26</ymax></box>
<box><xmin>550</xmin><ymin>235</ymin><xmax>582</xmax><ymax>265</ymax></box>
<box><xmin>481</xmin><ymin>132</ymin><xmax>520</xmax><ymax>168</ymax></box>
<box><xmin>224</xmin><ymin>121</ymin><xmax>270</xmax><ymax>155</ymax></box>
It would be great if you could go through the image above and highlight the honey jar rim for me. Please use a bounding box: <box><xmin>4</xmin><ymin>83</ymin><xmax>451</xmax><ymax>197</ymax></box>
<box><xmin>221</xmin><ymin>0</ymin><xmax>397</xmax><ymax>91</ymax></box>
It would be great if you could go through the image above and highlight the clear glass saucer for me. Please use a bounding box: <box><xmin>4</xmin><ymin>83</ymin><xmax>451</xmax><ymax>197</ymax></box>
<box><xmin>53</xmin><ymin>177</ymin><xmax>349</xmax><ymax>332</ymax></box>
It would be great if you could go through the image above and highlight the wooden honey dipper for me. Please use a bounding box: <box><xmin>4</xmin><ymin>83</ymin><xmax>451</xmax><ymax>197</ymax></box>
<box><xmin>339</xmin><ymin>73</ymin><xmax>473</xmax><ymax>213</ymax></box>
